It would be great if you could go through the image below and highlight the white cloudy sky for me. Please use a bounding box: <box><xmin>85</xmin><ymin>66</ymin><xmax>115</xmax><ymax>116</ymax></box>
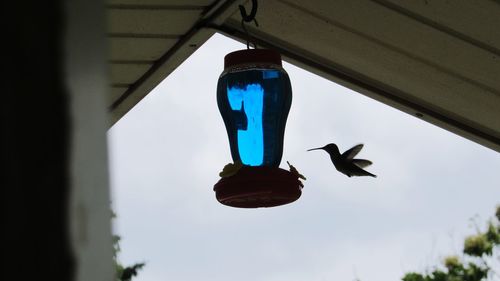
<box><xmin>108</xmin><ymin>34</ymin><xmax>499</xmax><ymax>281</ymax></box>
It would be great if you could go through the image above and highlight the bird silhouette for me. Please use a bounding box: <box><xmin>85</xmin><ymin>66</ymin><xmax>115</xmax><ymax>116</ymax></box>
<box><xmin>307</xmin><ymin>143</ymin><xmax>376</xmax><ymax>178</ymax></box>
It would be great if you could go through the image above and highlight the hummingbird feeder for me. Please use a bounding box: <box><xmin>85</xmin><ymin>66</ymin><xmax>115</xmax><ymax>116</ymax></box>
<box><xmin>213</xmin><ymin>48</ymin><xmax>303</xmax><ymax>208</ymax></box>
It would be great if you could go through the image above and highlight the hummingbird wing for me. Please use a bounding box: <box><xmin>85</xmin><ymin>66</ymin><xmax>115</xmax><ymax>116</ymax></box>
<box><xmin>349</xmin><ymin>164</ymin><xmax>377</xmax><ymax>177</ymax></box>
<box><xmin>351</xmin><ymin>169</ymin><xmax>377</xmax><ymax>177</ymax></box>
<box><xmin>342</xmin><ymin>144</ymin><xmax>363</xmax><ymax>160</ymax></box>
<box><xmin>352</xmin><ymin>159</ymin><xmax>372</xmax><ymax>168</ymax></box>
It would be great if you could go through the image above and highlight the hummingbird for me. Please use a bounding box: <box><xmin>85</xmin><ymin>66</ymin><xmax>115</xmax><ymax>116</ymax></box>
<box><xmin>307</xmin><ymin>143</ymin><xmax>376</xmax><ymax>178</ymax></box>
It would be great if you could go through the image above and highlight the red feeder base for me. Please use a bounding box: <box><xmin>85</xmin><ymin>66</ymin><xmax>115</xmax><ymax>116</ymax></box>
<box><xmin>214</xmin><ymin>166</ymin><xmax>303</xmax><ymax>208</ymax></box>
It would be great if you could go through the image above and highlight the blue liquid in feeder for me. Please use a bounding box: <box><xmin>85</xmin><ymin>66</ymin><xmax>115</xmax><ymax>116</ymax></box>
<box><xmin>227</xmin><ymin>84</ymin><xmax>264</xmax><ymax>166</ymax></box>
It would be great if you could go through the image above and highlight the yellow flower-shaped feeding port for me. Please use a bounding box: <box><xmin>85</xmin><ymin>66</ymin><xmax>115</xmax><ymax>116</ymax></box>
<box><xmin>219</xmin><ymin>161</ymin><xmax>244</xmax><ymax>178</ymax></box>
<box><xmin>286</xmin><ymin>161</ymin><xmax>306</xmax><ymax>188</ymax></box>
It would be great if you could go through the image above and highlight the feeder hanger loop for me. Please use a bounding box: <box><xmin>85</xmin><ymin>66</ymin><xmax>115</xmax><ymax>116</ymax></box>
<box><xmin>239</xmin><ymin>0</ymin><xmax>259</xmax><ymax>49</ymax></box>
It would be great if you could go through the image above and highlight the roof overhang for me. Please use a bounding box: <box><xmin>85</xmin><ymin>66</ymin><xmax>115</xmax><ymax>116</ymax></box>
<box><xmin>108</xmin><ymin>0</ymin><xmax>500</xmax><ymax>152</ymax></box>
<box><xmin>108</xmin><ymin>0</ymin><xmax>246</xmax><ymax>123</ymax></box>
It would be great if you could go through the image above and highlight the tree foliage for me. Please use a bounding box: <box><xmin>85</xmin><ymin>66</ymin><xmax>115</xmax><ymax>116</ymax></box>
<box><xmin>112</xmin><ymin>212</ymin><xmax>145</xmax><ymax>281</ymax></box>
<box><xmin>402</xmin><ymin>205</ymin><xmax>500</xmax><ymax>281</ymax></box>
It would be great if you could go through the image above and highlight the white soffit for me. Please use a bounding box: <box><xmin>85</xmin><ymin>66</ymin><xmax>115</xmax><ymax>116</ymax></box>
<box><xmin>107</xmin><ymin>0</ymin><xmax>245</xmax><ymax>124</ymax></box>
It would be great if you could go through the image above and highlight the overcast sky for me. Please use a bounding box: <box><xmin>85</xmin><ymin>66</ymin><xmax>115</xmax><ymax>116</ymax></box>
<box><xmin>108</xmin><ymin>34</ymin><xmax>499</xmax><ymax>281</ymax></box>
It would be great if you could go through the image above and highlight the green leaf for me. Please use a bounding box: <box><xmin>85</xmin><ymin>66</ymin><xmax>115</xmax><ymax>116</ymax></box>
<box><xmin>485</xmin><ymin>221</ymin><xmax>500</xmax><ymax>244</ymax></box>
<box><xmin>464</xmin><ymin>234</ymin><xmax>492</xmax><ymax>257</ymax></box>
<box><xmin>402</xmin><ymin>272</ymin><xmax>425</xmax><ymax>281</ymax></box>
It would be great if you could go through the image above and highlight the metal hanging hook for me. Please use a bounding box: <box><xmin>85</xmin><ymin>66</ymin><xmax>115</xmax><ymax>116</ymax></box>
<box><xmin>239</xmin><ymin>0</ymin><xmax>258</xmax><ymax>23</ymax></box>
<box><xmin>239</xmin><ymin>0</ymin><xmax>259</xmax><ymax>49</ymax></box>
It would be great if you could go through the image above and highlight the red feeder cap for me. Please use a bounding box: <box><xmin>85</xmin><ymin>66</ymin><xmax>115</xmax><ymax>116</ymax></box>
<box><xmin>224</xmin><ymin>49</ymin><xmax>282</xmax><ymax>68</ymax></box>
<box><xmin>214</xmin><ymin>166</ymin><xmax>302</xmax><ymax>208</ymax></box>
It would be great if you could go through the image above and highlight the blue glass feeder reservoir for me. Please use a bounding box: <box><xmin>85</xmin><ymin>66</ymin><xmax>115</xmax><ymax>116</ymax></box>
<box><xmin>214</xmin><ymin>49</ymin><xmax>302</xmax><ymax>208</ymax></box>
<box><xmin>217</xmin><ymin>49</ymin><xmax>292</xmax><ymax>167</ymax></box>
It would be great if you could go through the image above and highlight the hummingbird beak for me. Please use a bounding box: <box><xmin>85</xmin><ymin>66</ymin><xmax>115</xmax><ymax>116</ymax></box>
<box><xmin>307</xmin><ymin>147</ymin><xmax>324</xmax><ymax>152</ymax></box>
